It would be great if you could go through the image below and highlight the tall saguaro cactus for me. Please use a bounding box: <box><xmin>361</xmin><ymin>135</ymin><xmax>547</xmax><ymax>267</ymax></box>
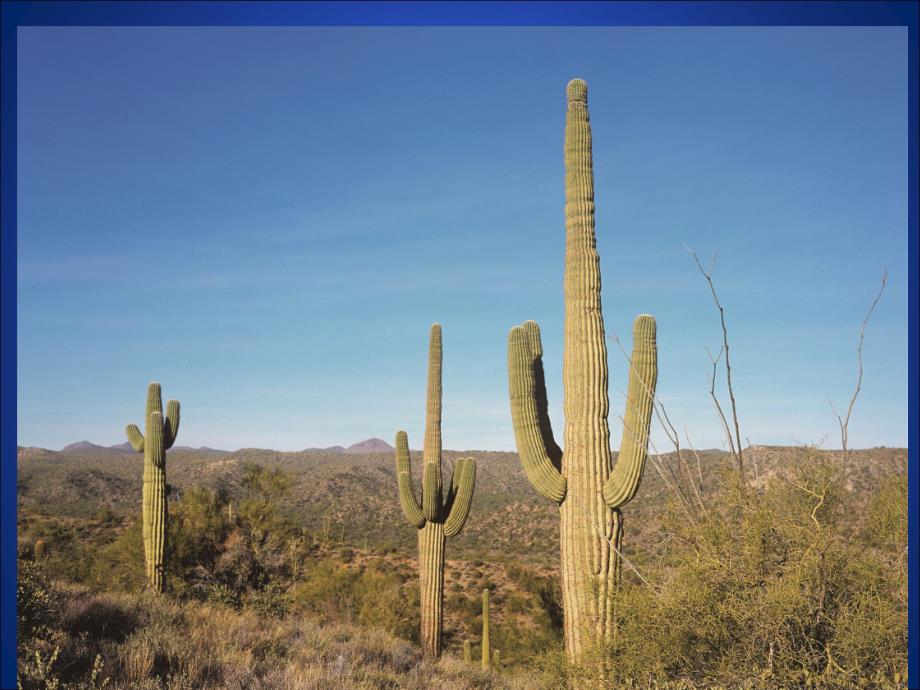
<box><xmin>125</xmin><ymin>382</ymin><xmax>180</xmax><ymax>593</ymax></box>
<box><xmin>395</xmin><ymin>324</ymin><xmax>477</xmax><ymax>657</ymax></box>
<box><xmin>507</xmin><ymin>79</ymin><xmax>659</xmax><ymax>663</ymax></box>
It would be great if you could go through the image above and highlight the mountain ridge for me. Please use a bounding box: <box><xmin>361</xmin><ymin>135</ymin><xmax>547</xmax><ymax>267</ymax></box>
<box><xmin>25</xmin><ymin>437</ymin><xmax>400</xmax><ymax>456</ymax></box>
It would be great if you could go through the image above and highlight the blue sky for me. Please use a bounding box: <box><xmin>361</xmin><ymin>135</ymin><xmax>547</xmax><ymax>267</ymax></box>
<box><xmin>17</xmin><ymin>27</ymin><xmax>907</xmax><ymax>452</ymax></box>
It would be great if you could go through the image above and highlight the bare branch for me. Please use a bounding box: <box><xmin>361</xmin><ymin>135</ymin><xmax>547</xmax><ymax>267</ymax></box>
<box><xmin>609</xmin><ymin>331</ymin><xmax>705</xmax><ymax>513</ymax></box>
<box><xmin>686</xmin><ymin>243</ymin><xmax>746</xmax><ymax>490</ymax></box>
<box><xmin>830</xmin><ymin>270</ymin><xmax>887</xmax><ymax>483</ymax></box>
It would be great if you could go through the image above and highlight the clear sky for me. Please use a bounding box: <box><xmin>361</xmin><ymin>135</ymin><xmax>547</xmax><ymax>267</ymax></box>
<box><xmin>17</xmin><ymin>27</ymin><xmax>908</xmax><ymax>452</ymax></box>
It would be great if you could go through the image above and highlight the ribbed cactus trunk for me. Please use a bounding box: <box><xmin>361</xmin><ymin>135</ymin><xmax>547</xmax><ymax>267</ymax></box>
<box><xmin>560</xmin><ymin>75</ymin><xmax>617</xmax><ymax>659</ymax></box>
<box><xmin>126</xmin><ymin>382</ymin><xmax>180</xmax><ymax>593</ymax></box>
<box><xmin>395</xmin><ymin>325</ymin><xmax>477</xmax><ymax>657</ymax></box>
<box><xmin>418</xmin><ymin>522</ymin><xmax>445</xmax><ymax>655</ymax></box>
<box><xmin>507</xmin><ymin>79</ymin><xmax>659</xmax><ymax>668</ymax></box>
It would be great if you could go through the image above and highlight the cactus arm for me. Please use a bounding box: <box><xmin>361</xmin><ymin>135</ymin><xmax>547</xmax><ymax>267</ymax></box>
<box><xmin>422</xmin><ymin>324</ymin><xmax>443</xmax><ymax>521</ymax></box>
<box><xmin>508</xmin><ymin>325</ymin><xmax>567</xmax><ymax>503</ymax></box>
<box><xmin>443</xmin><ymin>457</ymin><xmax>476</xmax><ymax>537</ymax></box>
<box><xmin>604</xmin><ymin>314</ymin><xmax>658</xmax><ymax>509</ymax></box>
<box><xmin>126</xmin><ymin>424</ymin><xmax>145</xmax><ymax>452</ymax></box>
<box><xmin>164</xmin><ymin>399</ymin><xmax>180</xmax><ymax>450</ymax></box>
<box><xmin>522</xmin><ymin>321</ymin><xmax>564</xmax><ymax>466</ymax></box>
<box><xmin>395</xmin><ymin>431</ymin><xmax>426</xmax><ymax>528</ymax></box>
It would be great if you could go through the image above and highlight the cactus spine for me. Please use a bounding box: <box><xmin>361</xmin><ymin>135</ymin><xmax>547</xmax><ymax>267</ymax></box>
<box><xmin>395</xmin><ymin>324</ymin><xmax>477</xmax><ymax>657</ymax></box>
<box><xmin>507</xmin><ymin>79</ymin><xmax>658</xmax><ymax>663</ymax></box>
<box><xmin>126</xmin><ymin>382</ymin><xmax>180</xmax><ymax>593</ymax></box>
<box><xmin>481</xmin><ymin>587</ymin><xmax>491</xmax><ymax>671</ymax></box>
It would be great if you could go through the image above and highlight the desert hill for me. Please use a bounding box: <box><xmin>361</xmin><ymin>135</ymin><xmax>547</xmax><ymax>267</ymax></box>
<box><xmin>17</xmin><ymin>442</ymin><xmax>907</xmax><ymax>567</ymax></box>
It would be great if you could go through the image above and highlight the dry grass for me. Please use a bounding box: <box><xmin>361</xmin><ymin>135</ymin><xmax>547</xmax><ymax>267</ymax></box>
<box><xmin>20</xmin><ymin>584</ymin><xmax>550</xmax><ymax>690</ymax></box>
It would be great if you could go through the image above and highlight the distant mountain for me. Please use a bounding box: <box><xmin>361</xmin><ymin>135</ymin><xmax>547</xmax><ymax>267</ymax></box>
<box><xmin>61</xmin><ymin>441</ymin><xmax>133</xmax><ymax>454</ymax></box>
<box><xmin>170</xmin><ymin>446</ymin><xmax>230</xmax><ymax>454</ymax></box>
<box><xmin>300</xmin><ymin>439</ymin><xmax>393</xmax><ymax>454</ymax></box>
<box><xmin>344</xmin><ymin>438</ymin><xmax>394</xmax><ymax>454</ymax></box>
<box><xmin>52</xmin><ymin>441</ymin><xmax>228</xmax><ymax>455</ymax></box>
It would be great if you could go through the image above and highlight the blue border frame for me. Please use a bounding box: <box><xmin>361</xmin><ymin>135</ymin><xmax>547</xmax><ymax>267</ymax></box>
<box><xmin>1</xmin><ymin>2</ymin><xmax>916</xmax><ymax>687</ymax></box>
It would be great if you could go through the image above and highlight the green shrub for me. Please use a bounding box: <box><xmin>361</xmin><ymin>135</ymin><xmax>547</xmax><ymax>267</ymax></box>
<box><xmin>605</xmin><ymin>453</ymin><xmax>908</xmax><ymax>688</ymax></box>
<box><xmin>206</xmin><ymin>584</ymin><xmax>241</xmax><ymax>610</ymax></box>
<box><xmin>248</xmin><ymin>583</ymin><xmax>289</xmax><ymax>618</ymax></box>
<box><xmin>18</xmin><ymin>559</ymin><xmax>59</xmax><ymax>644</ymax></box>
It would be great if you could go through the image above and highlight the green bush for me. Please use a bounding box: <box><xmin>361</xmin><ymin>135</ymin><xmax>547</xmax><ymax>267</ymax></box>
<box><xmin>248</xmin><ymin>583</ymin><xmax>289</xmax><ymax>618</ymax></box>
<box><xmin>206</xmin><ymin>584</ymin><xmax>241</xmax><ymax>610</ymax></box>
<box><xmin>604</xmin><ymin>455</ymin><xmax>908</xmax><ymax>688</ymax></box>
<box><xmin>18</xmin><ymin>559</ymin><xmax>60</xmax><ymax>644</ymax></box>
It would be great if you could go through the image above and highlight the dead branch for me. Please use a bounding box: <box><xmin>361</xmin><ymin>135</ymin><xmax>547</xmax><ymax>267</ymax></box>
<box><xmin>829</xmin><ymin>270</ymin><xmax>887</xmax><ymax>484</ymax></box>
<box><xmin>685</xmin><ymin>244</ymin><xmax>747</xmax><ymax>490</ymax></box>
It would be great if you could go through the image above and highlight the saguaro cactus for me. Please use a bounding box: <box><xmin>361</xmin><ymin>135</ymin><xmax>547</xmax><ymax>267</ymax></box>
<box><xmin>481</xmin><ymin>587</ymin><xmax>491</xmax><ymax>671</ymax></box>
<box><xmin>395</xmin><ymin>324</ymin><xmax>477</xmax><ymax>657</ymax></box>
<box><xmin>126</xmin><ymin>382</ymin><xmax>180</xmax><ymax>593</ymax></box>
<box><xmin>507</xmin><ymin>79</ymin><xmax>658</xmax><ymax>663</ymax></box>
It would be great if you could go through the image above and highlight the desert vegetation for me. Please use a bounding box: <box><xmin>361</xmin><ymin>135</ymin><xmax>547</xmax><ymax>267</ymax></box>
<box><xmin>16</xmin><ymin>79</ymin><xmax>907</xmax><ymax>689</ymax></box>
<box><xmin>125</xmin><ymin>383</ymin><xmax>182</xmax><ymax>593</ymax></box>
<box><xmin>507</xmin><ymin>78</ymin><xmax>659</xmax><ymax>666</ymax></box>
<box><xmin>394</xmin><ymin>324</ymin><xmax>477</xmax><ymax>657</ymax></box>
<box><xmin>17</xmin><ymin>444</ymin><xmax>908</xmax><ymax>688</ymax></box>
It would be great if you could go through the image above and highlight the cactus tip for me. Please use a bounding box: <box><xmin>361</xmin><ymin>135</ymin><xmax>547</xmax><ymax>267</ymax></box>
<box><xmin>567</xmin><ymin>79</ymin><xmax>587</xmax><ymax>103</ymax></box>
<box><xmin>634</xmin><ymin>313</ymin><xmax>657</xmax><ymax>336</ymax></box>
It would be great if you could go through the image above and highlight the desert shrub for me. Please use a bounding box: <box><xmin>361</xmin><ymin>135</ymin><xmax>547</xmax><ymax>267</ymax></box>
<box><xmin>169</xmin><ymin>486</ymin><xmax>233</xmax><ymax>572</ymax></box>
<box><xmin>18</xmin><ymin>559</ymin><xmax>60</xmax><ymax>643</ymax></box>
<box><xmin>288</xmin><ymin>557</ymin><xmax>421</xmax><ymax>643</ymax></box>
<box><xmin>864</xmin><ymin>473</ymin><xmax>907</xmax><ymax>553</ymax></box>
<box><xmin>89</xmin><ymin>521</ymin><xmax>146</xmax><ymax>593</ymax></box>
<box><xmin>605</xmin><ymin>452</ymin><xmax>908</xmax><ymax>688</ymax></box>
<box><xmin>290</xmin><ymin>559</ymin><xmax>362</xmax><ymax>622</ymax></box>
<box><xmin>248</xmin><ymin>582</ymin><xmax>289</xmax><ymax>619</ymax></box>
<box><xmin>26</xmin><ymin>522</ymin><xmax>98</xmax><ymax>585</ymax></box>
<box><xmin>355</xmin><ymin>561</ymin><xmax>419</xmax><ymax>643</ymax></box>
<box><xmin>206</xmin><ymin>583</ymin><xmax>242</xmax><ymax>610</ymax></box>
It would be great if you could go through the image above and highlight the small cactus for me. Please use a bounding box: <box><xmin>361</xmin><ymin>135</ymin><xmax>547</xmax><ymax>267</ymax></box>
<box><xmin>463</xmin><ymin>639</ymin><xmax>472</xmax><ymax>663</ymax></box>
<box><xmin>395</xmin><ymin>324</ymin><xmax>477</xmax><ymax>657</ymax></box>
<box><xmin>493</xmin><ymin>649</ymin><xmax>501</xmax><ymax>671</ymax></box>
<box><xmin>126</xmin><ymin>382</ymin><xmax>180</xmax><ymax>593</ymax></box>
<box><xmin>481</xmin><ymin>587</ymin><xmax>491</xmax><ymax>671</ymax></box>
<box><xmin>33</xmin><ymin>539</ymin><xmax>46</xmax><ymax>559</ymax></box>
